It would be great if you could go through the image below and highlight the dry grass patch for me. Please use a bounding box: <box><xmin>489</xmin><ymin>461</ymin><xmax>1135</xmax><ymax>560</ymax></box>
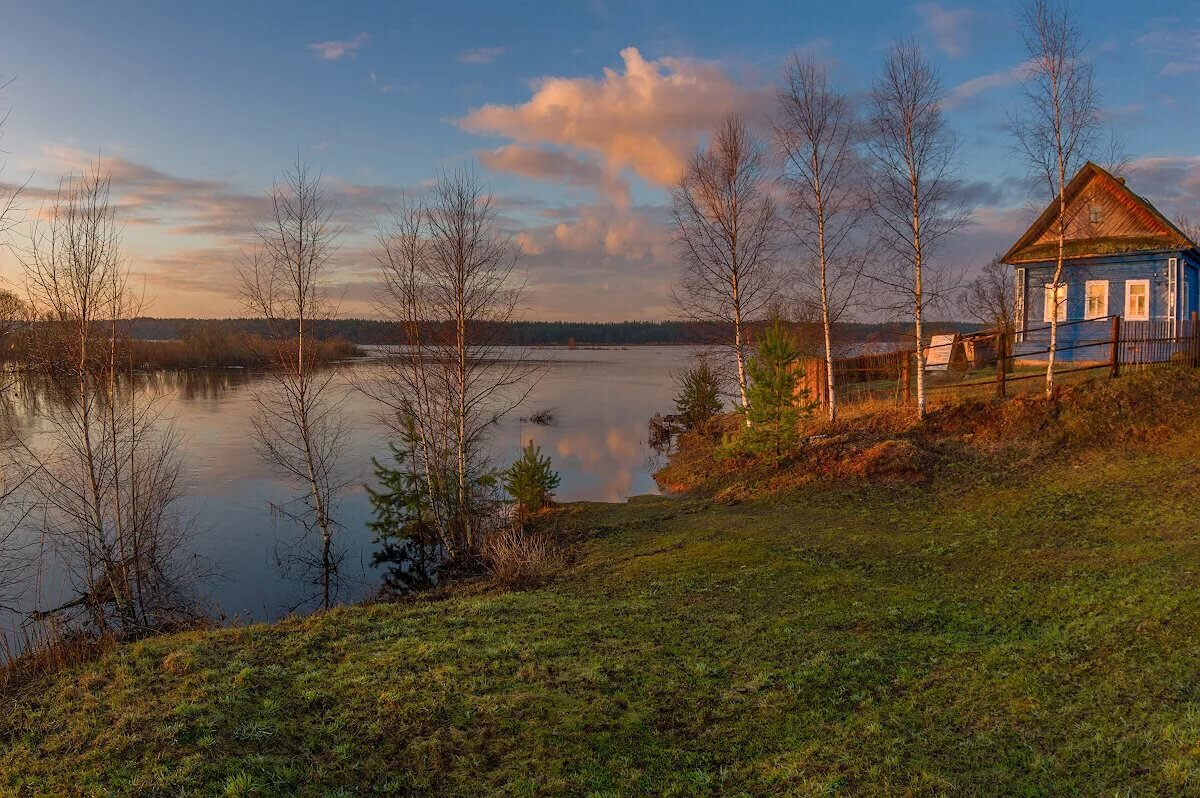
<box><xmin>480</xmin><ymin>524</ymin><xmax>570</xmax><ymax>590</ymax></box>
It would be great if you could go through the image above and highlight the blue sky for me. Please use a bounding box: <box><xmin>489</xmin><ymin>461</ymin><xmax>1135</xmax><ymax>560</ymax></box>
<box><xmin>0</xmin><ymin>0</ymin><xmax>1197</xmax><ymax>319</ymax></box>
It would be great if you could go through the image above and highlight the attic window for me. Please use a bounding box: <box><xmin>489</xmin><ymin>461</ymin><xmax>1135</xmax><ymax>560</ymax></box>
<box><xmin>1089</xmin><ymin>205</ymin><xmax>1103</xmax><ymax>225</ymax></box>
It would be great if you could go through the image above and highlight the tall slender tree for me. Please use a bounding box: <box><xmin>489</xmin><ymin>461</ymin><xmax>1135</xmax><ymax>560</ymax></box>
<box><xmin>0</xmin><ymin>75</ymin><xmax>30</xmax><ymax>615</ymax></box>
<box><xmin>672</xmin><ymin>112</ymin><xmax>781</xmax><ymax>413</ymax></box>
<box><xmin>866</xmin><ymin>38</ymin><xmax>969</xmax><ymax>418</ymax></box>
<box><xmin>0</xmin><ymin>75</ymin><xmax>24</xmax><ymax>244</ymax></box>
<box><xmin>238</xmin><ymin>159</ymin><xmax>349</xmax><ymax>610</ymax></box>
<box><xmin>1010</xmin><ymin>0</ymin><xmax>1103</xmax><ymax>398</ymax></box>
<box><xmin>368</xmin><ymin>169</ymin><xmax>539</xmax><ymax>561</ymax></box>
<box><xmin>19</xmin><ymin>165</ymin><xmax>197</xmax><ymax>632</ymax></box>
<box><xmin>775</xmin><ymin>53</ymin><xmax>867</xmax><ymax>424</ymax></box>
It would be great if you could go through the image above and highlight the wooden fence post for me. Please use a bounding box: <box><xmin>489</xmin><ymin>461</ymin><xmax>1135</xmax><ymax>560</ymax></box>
<box><xmin>1190</xmin><ymin>311</ymin><xmax>1199</xmax><ymax>368</ymax></box>
<box><xmin>995</xmin><ymin>328</ymin><xmax>1007</xmax><ymax>398</ymax></box>
<box><xmin>1109</xmin><ymin>315</ymin><xmax>1121</xmax><ymax>378</ymax></box>
<box><xmin>902</xmin><ymin>353</ymin><xmax>911</xmax><ymax>406</ymax></box>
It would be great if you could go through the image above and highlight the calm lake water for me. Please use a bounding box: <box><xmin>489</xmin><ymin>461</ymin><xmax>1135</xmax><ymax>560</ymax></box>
<box><xmin>5</xmin><ymin>346</ymin><xmax>687</xmax><ymax>624</ymax></box>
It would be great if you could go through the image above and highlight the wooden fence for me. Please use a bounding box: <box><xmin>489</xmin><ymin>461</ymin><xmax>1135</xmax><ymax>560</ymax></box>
<box><xmin>799</xmin><ymin>311</ymin><xmax>1200</xmax><ymax>411</ymax></box>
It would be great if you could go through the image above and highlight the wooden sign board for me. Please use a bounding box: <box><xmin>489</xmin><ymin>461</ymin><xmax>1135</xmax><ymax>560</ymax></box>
<box><xmin>924</xmin><ymin>333</ymin><xmax>959</xmax><ymax>371</ymax></box>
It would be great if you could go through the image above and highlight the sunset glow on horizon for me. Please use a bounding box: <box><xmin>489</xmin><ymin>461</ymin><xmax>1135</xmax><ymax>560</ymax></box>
<box><xmin>0</xmin><ymin>0</ymin><xmax>1197</xmax><ymax>320</ymax></box>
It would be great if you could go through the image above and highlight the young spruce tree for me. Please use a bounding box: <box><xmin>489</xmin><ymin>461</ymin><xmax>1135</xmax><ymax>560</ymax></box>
<box><xmin>738</xmin><ymin>320</ymin><xmax>810</xmax><ymax>460</ymax></box>
<box><xmin>367</xmin><ymin>421</ymin><xmax>439</xmax><ymax>594</ymax></box>
<box><xmin>502</xmin><ymin>441</ymin><xmax>562</xmax><ymax>519</ymax></box>
<box><xmin>673</xmin><ymin>359</ymin><xmax>724</xmax><ymax>431</ymax></box>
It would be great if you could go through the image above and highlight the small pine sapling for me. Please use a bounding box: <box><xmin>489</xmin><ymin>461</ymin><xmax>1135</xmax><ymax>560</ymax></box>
<box><xmin>502</xmin><ymin>441</ymin><xmax>562</xmax><ymax>518</ymax></box>
<box><xmin>737</xmin><ymin>320</ymin><xmax>813</xmax><ymax>461</ymax></box>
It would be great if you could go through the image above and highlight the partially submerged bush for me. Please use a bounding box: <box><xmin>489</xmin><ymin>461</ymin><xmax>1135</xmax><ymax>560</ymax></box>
<box><xmin>519</xmin><ymin>408</ymin><xmax>558</xmax><ymax>426</ymax></box>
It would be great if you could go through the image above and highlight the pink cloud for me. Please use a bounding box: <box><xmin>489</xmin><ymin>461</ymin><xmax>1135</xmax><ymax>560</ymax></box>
<box><xmin>479</xmin><ymin>144</ymin><xmax>630</xmax><ymax>205</ymax></box>
<box><xmin>459</xmin><ymin>47</ymin><xmax>771</xmax><ymax>188</ymax></box>
<box><xmin>543</xmin><ymin>203</ymin><xmax>670</xmax><ymax>261</ymax></box>
<box><xmin>1137</xmin><ymin>20</ymin><xmax>1200</xmax><ymax>77</ymax></box>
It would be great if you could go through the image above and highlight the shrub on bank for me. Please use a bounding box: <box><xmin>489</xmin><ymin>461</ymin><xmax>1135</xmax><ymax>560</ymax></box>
<box><xmin>479</xmin><ymin>524</ymin><xmax>568</xmax><ymax>590</ymax></box>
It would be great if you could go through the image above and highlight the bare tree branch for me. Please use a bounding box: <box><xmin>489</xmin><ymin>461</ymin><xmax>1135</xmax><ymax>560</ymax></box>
<box><xmin>14</xmin><ymin>163</ymin><xmax>201</xmax><ymax>636</ymax></box>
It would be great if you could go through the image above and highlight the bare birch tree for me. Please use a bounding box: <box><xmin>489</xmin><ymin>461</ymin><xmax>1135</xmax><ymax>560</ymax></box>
<box><xmin>17</xmin><ymin>166</ymin><xmax>198</xmax><ymax>634</ymax></box>
<box><xmin>1010</xmin><ymin>0</ymin><xmax>1102</xmax><ymax>397</ymax></box>
<box><xmin>0</xmin><ymin>75</ymin><xmax>25</xmax><ymax>244</ymax></box>
<box><xmin>960</xmin><ymin>255</ymin><xmax>1014</xmax><ymax>330</ymax></box>
<box><xmin>0</xmin><ymin>76</ymin><xmax>31</xmax><ymax>615</ymax></box>
<box><xmin>1179</xmin><ymin>216</ymin><xmax>1200</xmax><ymax>245</ymax></box>
<box><xmin>367</xmin><ymin>168</ymin><xmax>538</xmax><ymax>561</ymax></box>
<box><xmin>672</xmin><ymin>112</ymin><xmax>780</xmax><ymax>413</ymax></box>
<box><xmin>775</xmin><ymin>54</ymin><xmax>867</xmax><ymax>423</ymax></box>
<box><xmin>866</xmin><ymin>38</ymin><xmax>969</xmax><ymax>418</ymax></box>
<box><xmin>238</xmin><ymin>160</ymin><xmax>349</xmax><ymax>610</ymax></box>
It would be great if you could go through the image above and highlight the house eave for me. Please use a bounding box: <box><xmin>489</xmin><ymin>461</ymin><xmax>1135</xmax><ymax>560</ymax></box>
<box><xmin>1003</xmin><ymin>243</ymin><xmax>1192</xmax><ymax>266</ymax></box>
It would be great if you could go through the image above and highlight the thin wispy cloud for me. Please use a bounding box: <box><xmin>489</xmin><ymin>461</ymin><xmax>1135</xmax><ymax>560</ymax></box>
<box><xmin>307</xmin><ymin>32</ymin><xmax>369</xmax><ymax>61</ymax></box>
<box><xmin>944</xmin><ymin>60</ymin><xmax>1034</xmax><ymax>109</ymax></box>
<box><xmin>458</xmin><ymin>46</ymin><xmax>506</xmax><ymax>65</ymax></box>
<box><xmin>1136</xmin><ymin>18</ymin><xmax>1200</xmax><ymax>77</ymax></box>
<box><xmin>368</xmin><ymin>70</ymin><xmax>407</xmax><ymax>95</ymax></box>
<box><xmin>914</xmin><ymin>3</ymin><xmax>975</xmax><ymax>59</ymax></box>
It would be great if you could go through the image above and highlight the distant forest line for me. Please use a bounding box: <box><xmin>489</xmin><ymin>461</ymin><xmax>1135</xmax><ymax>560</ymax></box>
<box><xmin>129</xmin><ymin>318</ymin><xmax>981</xmax><ymax>346</ymax></box>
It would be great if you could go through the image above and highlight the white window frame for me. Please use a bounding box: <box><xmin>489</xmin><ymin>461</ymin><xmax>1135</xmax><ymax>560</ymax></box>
<box><xmin>1169</xmin><ymin>257</ymin><xmax>1179</xmax><ymax>335</ymax></box>
<box><xmin>1125</xmin><ymin>279</ymin><xmax>1150</xmax><ymax>321</ymax></box>
<box><xmin>1014</xmin><ymin>267</ymin><xmax>1026</xmax><ymax>341</ymax></box>
<box><xmin>1084</xmin><ymin>280</ymin><xmax>1108</xmax><ymax>320</ymax></box>
<box><xmin>1044</xmin><ymin>282</ymin><xmax>1067</xmax><ymax>322</ymax></box>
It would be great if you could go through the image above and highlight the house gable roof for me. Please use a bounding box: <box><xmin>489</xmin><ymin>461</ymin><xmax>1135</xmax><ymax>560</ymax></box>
<box><xmin>1002</xmin><ymin>162</ymin><xmax>1198</xmax><ymax>264</ymax></box>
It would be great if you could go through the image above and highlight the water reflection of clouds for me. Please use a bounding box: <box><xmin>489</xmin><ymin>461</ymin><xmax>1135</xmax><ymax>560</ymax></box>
<box><xmin>9</xmin><ymin>347</ymin><xmax>690</xmax><ymax>618</ymax></box>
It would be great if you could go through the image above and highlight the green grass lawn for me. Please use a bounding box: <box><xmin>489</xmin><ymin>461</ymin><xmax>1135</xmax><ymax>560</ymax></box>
<box><xmin>6</xmin><ymin>380</ymin><xmax>1200</xmax><ymax>795</ymax></box>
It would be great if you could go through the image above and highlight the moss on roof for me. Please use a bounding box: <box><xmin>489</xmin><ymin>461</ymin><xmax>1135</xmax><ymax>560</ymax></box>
<box><xmin>1006</xmin><ymin>236</ymin><xmax>1186</xmax><ymax>264</ymax></box>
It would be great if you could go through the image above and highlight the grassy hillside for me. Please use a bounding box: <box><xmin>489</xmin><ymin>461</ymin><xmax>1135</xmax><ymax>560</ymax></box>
<box><xmin>5</xmin><ymin>371</ymin><xmax>1200</xmax><ymax>796</ymax></box>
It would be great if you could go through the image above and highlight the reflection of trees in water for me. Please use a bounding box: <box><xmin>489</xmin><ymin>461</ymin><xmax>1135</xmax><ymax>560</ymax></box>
<box><xmin>147</xmin><ymin>369</ymin><xmax>254</xmax><ymax>402</ymax></box>
<box><xmin>372</xmin><ymin>538</ymin><xmax>443</xmax><ymax>599</ymax></box>
<box><xmin>4</xmin><ymin>368</ymin><xmax>258</xmax><ymax>416</ymax></box>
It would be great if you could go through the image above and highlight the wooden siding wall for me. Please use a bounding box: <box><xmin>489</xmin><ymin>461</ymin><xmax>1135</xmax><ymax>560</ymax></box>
<box><xmin>1018</xmin><ymin>251</ymin><xmax>1200</xmax><ymax>329</ymax></box>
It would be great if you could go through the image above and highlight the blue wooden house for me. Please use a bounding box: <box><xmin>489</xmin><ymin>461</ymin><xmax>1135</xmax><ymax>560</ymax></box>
<box><xmin>1003</xmin><ymin>162</ymin><xmax>1200</xmax><ymax>362</ymax></box>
